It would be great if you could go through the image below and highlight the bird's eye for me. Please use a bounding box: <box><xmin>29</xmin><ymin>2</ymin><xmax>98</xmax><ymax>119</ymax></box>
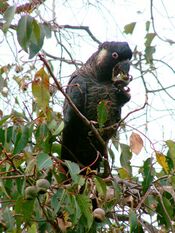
<box><xmin>112</xmin><ymin>52</ymin><xmax>118</xmax><ymax>59</ymax></box>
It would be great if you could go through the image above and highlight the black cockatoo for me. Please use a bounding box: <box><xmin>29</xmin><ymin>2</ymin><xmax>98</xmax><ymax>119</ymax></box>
<box><xmin>61</xmin><ymin>41</ymin><xmax>132</xmax><ymax>169</ymax></box>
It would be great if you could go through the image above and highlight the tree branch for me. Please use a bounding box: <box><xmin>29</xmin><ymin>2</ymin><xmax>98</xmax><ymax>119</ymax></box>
<box><xmin>60</xmin><ymin>24</ymin><xmax>101</xmax><ymax>44</ymax></box>
<box><xmin>42</xmin><ymin>50</ymin><xmax>83</xmax><ymax>66</ymax></box>
<box><xmin>38</xmin><ymin>54</ymin><xmax>105</xmax><ymax>149</ymax></box>
<box><xmin>150</xmin><ymin>0</ymin><xmax>175</xmax><ymax>44</ymax></box>
<box><xmin>102</xmin><ymin>95</ymin><xmax>148</xmax><ymax>133</ymax></box>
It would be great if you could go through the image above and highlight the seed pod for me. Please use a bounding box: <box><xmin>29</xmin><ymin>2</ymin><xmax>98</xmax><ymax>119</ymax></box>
<box><xmin>36</xmin><ymin>179</ymin><xmax>50</xmax><ymax>194</ymax></box>
<box><xmin>93</xmin><ymin>208</ymin><xmax>105</xmax><ymax>222</ymax></box>
<box><xmin>25</xmin><ymin>186</ymin><xmax>38</xmax><ymax>200</ymax></box>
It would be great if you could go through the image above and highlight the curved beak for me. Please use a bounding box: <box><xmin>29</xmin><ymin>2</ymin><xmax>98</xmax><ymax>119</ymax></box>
<box><xmin>113</xmin><ymin>59</ymin><xmax>133</xmax><ymax>91</ymax></box>
<box><xmin>113</xmin><ymin>59</ymin><xmax>131</xmax><ymax>78</ymax></box>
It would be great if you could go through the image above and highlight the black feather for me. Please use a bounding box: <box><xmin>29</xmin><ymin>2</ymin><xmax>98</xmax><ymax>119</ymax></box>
<box><xmin>61</xmin><ymin>41</ymin><xmax>132</xmax><ymax>169</ymax></box>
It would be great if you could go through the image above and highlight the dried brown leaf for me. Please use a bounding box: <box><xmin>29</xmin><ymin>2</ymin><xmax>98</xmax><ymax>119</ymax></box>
<box><xmin>130</xmin><ymin>132</ymin><xmax>143</xmax><ymax>155</ymax></box>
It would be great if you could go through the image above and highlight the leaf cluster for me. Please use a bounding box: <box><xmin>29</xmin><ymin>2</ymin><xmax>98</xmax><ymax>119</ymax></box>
<box><xmin>0</xmin><ymin>1</ymin><xmax>175</xmax><ymax>232</ymax></box>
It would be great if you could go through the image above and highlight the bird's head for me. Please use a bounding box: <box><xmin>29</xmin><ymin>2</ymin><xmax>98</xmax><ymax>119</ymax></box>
<box><xmin>95</xmin><ymin>41</ymin><xmax>132</xmax><ymax>83</ymax></box>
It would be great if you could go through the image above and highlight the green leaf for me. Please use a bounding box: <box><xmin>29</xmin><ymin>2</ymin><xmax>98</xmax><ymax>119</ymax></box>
<box><xmin>94</xmin><ymin>176</ymin><xmax>107</xmax><ymax>198</ymax></box>
<box><xmin>52</xmin><ymin>143</ymin><xmax>61</xmax><ymax>155</ymax></box>
<box><xmin>97</xmin><ymin>100</ymin><xmax>108</xmax><ymax>128</ymax></box>
<box><xmin>32</xmin><ymin>19</ymin><xmax>41</xmax><ymax>43</ymax></box>
<box><xmin>25</xmin><ymin>158</ymin><xmax>36</xmax><ymax>175</ymax></box>
<box><xmin>111</xmin><ymin>180</ymin><xmax>121</xmax><ymax>203</ymax></box>
<box><xmin>76</xmin><ymin>194</ymin><xmax>93</xmax><ymax>230</ymax></box>
<box><xmin>6</xmin><ymin>126</ymin><xmax>13</xmax><ymax>143</ymax></box>
<box><xmin>65</xmin><ymin>160</ymin><xmax>84</xmax><ymax>185</ymax></box>
<box><xmin>142</xmin><ymin>158</ymin><xmax>154</xmax><ymax>193</ymax></box>
<box><xmin>0</xmin><ymin>179</ymin><xmax>12</xmax><ymax>199</ymax></box>
<box><xmin>41</xmin><ymin>23</ymin><xmax>52</xmax><ymax>39</ymax></box>
<box><xmin>129</xmin><ymin>210</ymin><xmax>137</xmax><ymax>233</ymax></box>
<box><xmin>17</xmin><ymin>15</ymin><xmax>33</xmax><ymax>52</ymax></box>
<box><xmin>162</xmin><ymin>196</ymin><xmax>174</xmax><ymax>218</ymax></box>
<box><xmin>0</xmin><ymin>128</ymin><xmax>5</xmax><ymax>153</ymax></box>
<box><xmin>94</xmin><ymin>176</ymin><xmax>107</xmax><ymax>196</ymax></box>
<box><xmin>170</xmin><ymin>175</ymin><xmax>175</xmax><ymax>189</ymax></box>
<box><xmin>165</xmin><ymin>156</ymin><xmax>174</xmax><ymax>172</ymax></box>
<box><xmin>69</xmin><ymin>195</ymin><xmax>82</xmax><ymax>224</ymax></box>
<box><xmin>28</xmin><ymin>20</ymin><xmax>45</xmax><ymax>59</ymax></box>
<box><xmin>32</xmin><ymin>67</ymin><xmax>50</xmax><ymax>112</ymax></box>
<box><xmin>15</xmin><ymin>197</ymin><xmax>35</xmax><ymax>222</ymax></box>
<box><xmin>40</xmin><ymin>134</ymin><xmax>54</xmax><ymax>153</ymax></box>
<box><xmin>34</xmin><ymin>125</ymin><xmax>53</xmax><ymax>153</ymax></box>
<box><xmin>51</xmin><ymin>189</ymin><xmax>65</xmax><ymax>214</ymax></box>
<box><xmin>145</xmin><ymin>33</ymin><xmax>156</xmax><ymax>47</ymax></box>
<box><xmin>37</xmin><ymin>152</ymin><xmax>53</xmax><ymax>170</ymax></box>
<box><xmin>28</xmin><ymin>223</ymin><xmax>37</xmax><ymax>233</ymax></box>
<box><xmin>120</xmin><ymin>143</ymin><xmax>132</xmax><ymax>175</ymax></box>
<box><xmin>129</xmin><ymin>210</ymin><xmax>144</xmax><ymax>233</ymax></box>
<box><xmin>13</xmin><ymin>126</ymin><xmax>30</xmax><ymax>154</ymax></box>
<box><xmin>144</xmin><ymin>195</ymin><xmax>157</xmax><ymax>215</ymax></box>
<box><xmin>0</xmin><ymin>115</ymin><xmax>10</xmax><ymax>126</ymax></box>
<box><xmin>166</xmin><ymin>140</ymin><xmax>175</xmax><ymax>168</ymax></box>
<box><xmin>144</xmin><ymin>46</ymin><xmax>156</xmax><ymax>64</ymax></box>
<box><xmin>3</xmin><ymin>207</ymin><xmax>15</xmax><ymax>231</ymax></box>
<box><xmin>156</xmin><ymin>196</ymin><xmax>173</xmax><ymax>228</ymax></box>
<box><xmin>17</xmin><ymin>16</ymin><xmax>45</xmax><ymax>58</ymax></box>
<box><xmin>145</xmin><ymin>21</ymin><xmax>150</xmax><ymax>32</ymax></box>
<box><xmin>35</xmin><ymin>123</ymin><xmax>49</xmax><ymax>141</ymax></box>
<box><xmin>124</xmin><ymin>22</ymin><xmax>136</xmax><ymax>34</ymax></box>
<box><xmin>3</xmin><ymin>5</ymin><xmax>16</xmax><ymax>32</ymax></box>
<box><xmin>48</xmin><ymin>119</ymin><xmax>64</xmax><ymax>136</ymax></box>
<box><xmin>65</xmin><ymin>160</ymin><xmax>80</xmax><ymax>176</ymax></box>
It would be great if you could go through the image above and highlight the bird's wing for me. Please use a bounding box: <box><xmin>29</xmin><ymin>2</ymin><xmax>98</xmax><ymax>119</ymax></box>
<box><xmin>61</xmin><ymin>74</ymin><xmax>88</xmax><ymax>163</ymax></box>
<box><xmin>63</xmin><ymin>74</ymin><xmax>87</xmax><ymax>124</ymax></box>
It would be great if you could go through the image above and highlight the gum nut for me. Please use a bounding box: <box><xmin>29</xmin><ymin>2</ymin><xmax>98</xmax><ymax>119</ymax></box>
<box><xmin>93</xmin><ymin>208</ymin><xmax>105</xmax><ymax>222</ymax></box>
<box><xmin>36</xmin><ymin>179</ymin><xmax>50</xmax><ymax>194</ymax></box>
<box><xmin>25</xmin><ymin>186</ymin><xmax>38</xmax><ymax>200</ymax></box>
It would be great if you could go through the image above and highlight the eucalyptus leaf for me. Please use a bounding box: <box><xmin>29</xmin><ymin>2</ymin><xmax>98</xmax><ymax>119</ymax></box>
<box><xmin>37</xmin><ymin>152</ymin><xmax>53</xmax><ymax>170</ymax></box>
<box><xmin>120</xmin><ymin>143</ymin><xmax>132</xmax><ymax>175</ymax></box>
<box><xmin>3</xmin><ymin>5</ymin><xmax>16</xmax><ymax>32</ymax></box>
<box><xmin>124</xmin><ymin>22</ymin><xmax>136</xmax><ymax>34</ymax></box>
<box><xmin>142</xmin><ymin>158</ymin><xmax>154</xmax><ymax>193</ymax></box>
<box><xmin>17</xmin><ymin>15</ymin><xmax>33</xmax><ymax>52</ymax></box>
<box><xmin>97</xmin><ymin>100</ymin><xmax>108</xmax><ymax>128</ymax></box>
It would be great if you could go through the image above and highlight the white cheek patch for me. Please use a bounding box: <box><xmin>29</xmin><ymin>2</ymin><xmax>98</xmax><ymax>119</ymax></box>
<box><xmin>96</xmin><ymin>48</ymin><xmax>108</xmax><ymax>65</ymax></box>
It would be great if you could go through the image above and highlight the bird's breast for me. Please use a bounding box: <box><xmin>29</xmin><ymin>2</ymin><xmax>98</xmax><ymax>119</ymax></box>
<box><xmin>85</xmin><ymin>80</ymin><xmax>121</xmax><ymax>126</ymax></box>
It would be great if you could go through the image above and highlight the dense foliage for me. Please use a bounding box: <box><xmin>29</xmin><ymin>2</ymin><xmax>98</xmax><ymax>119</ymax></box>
<box><xmin>0</xmin><ymin>1</ymin><xmax>175</xmax><ymax>232</ymax></box>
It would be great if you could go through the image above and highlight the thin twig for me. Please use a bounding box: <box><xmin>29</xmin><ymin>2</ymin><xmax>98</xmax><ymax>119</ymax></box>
<box><xmin>150</xmin><ymin>0</ymin><xmax>175</xmax><ymax>44</ymax></box>
<box><xmin>0</xmin><ymin>174</ymin><xmax>33</xmax><ymax>179</ymax></box>
<box><xmin>135</xmin><ymin>188</ymin><xmax>152</xmax><ymax>211</ymax></box>
<box><xmin>38</xmin><ymin>54</ymin><xmax>105</xmax><ymax>148</ymax></box>
<box><xmin>42</xmin><ymin>50</ymin><xmax>83</xmax><ymax>66</ymax></box>
<box><xmin>119</xmin><ymin>94</ymin><xmax>148</xmax><ymax>126</ymax></box>
<box><xmin>103</xmin><ymin>94</ymin><xmax>148</xmax><ymax>133</ymax></box>
<box><xmin>60</xmin><ymin>25</ymin><xmax>101</xmax><ymax>44</ymax></box>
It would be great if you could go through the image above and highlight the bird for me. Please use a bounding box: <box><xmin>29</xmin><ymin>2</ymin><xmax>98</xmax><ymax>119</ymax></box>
<box><xmin>61</xmin><ymin>41</ymin><xmax>132</xmax><ymax>170</ymax></box>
